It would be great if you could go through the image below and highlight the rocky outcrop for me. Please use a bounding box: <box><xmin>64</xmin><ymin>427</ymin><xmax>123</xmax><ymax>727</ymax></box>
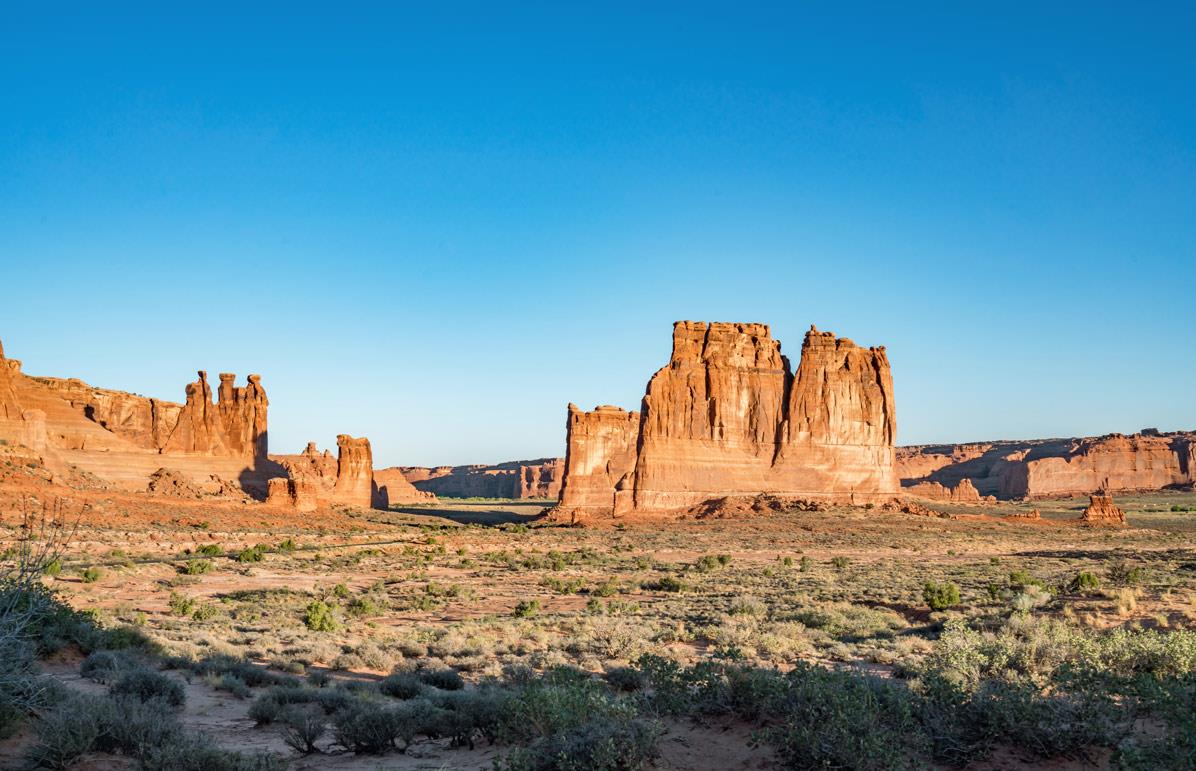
<box><xmin>552</xmin><ymin>321</ymin><xmax>898</xmax><ymax>520</ymax></box>
<box><xmin>372</xmin><ymin>468</ymin><xmax>436</xmax><ymax>505</ymax></box>
<box><xmin>555</xmin><ymin>405</ymin><xmax>641</xmax><ymax>517</ymax></box>
<box><xmin>1081</xmin><ymin>494</ymin><xmax>1126</xmax><ymax>525</ymax></box>
<box><xmin>395</xmin><ymin>458</ymin><xmax>565</xmax><ymax>499</ymax></box>
<box><xmin>905</xmin><ymin>478</ymin><xmax>996</xmax><ymax>504</ymax></box>
<box><xmin>0</xmin><ymin>338</ymin><xmax>277</xmax><ymax>492</ymax></box>
<box><xmin>268</xmin><ymin>436</ymin><xmax>387</xmax><ymax>510</ymax></box>
<box><xmin>900</xmin><ymin>430</ymin><xmax>1196</xmax><ymax>500</ymax></box>
<box><xmin>266</xmin><ymin>477</ymin><xmax>319</xmax><ymax>512</ymax></box>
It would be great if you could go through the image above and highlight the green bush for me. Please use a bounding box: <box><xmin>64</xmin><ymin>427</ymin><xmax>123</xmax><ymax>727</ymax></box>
<box><xmin>168</xmin><ymin>592</ymin><xmax>197</xmax><ymax>616</ymax></box>
<box><xmin>112</xmin><ymin>668</ymin><xmax>186</xmax><ymax>707</ymax></box>
<box><xmin>380</xmin><ymin>672</ymin><xmax>424</xmax><ymax>699</ymax></box>
<box><xmin>923</xmin><ymin>581</ymin><xmax>961</xmax><ymax>611</ymax></box>
<box><xmin>235</xmin><ymin>546</ymin><xmax>266</xmax><ymax>563</ymax></box>
<box><xmin>304</xmin><ymin>600</ymin><xmax>341</xmax><ymax>632</ymax></box>
<box><xmin>80</xmin><ymin>566</ymin><xmax>102</xmax><ymax>583</ymax></box>
<box><xmin>278</xmin><ymin>704</ymin><xmax>325</xmax><ymax>754</ymax></box>
<box><xmin>420</xmin><ymin>668</ymin><xmax>465</xmax><ymax>691</ymax></box>
<box><xmin>180</xmin><ymin>559</ymin><xmax>213</xmax><ymax>575</ymax></box>
<box><xmin>195</xmin><ymin>544</ymin><xmax>223</xmax><ymax>557</ymax></box>
<box><xmin>333</xmin><ymin>701</ymin><xmax>424</xmax><ymax>754</ymax></box>
<box><xmin>513</xmin><ymin>599</ymin><xmax>541</xmax><ymax>618</ymax></box>
<box><xmin>43</xmin><ymin>559</ymin><xmax>62</xmax><ymax>577</ymax></box>
<box><xmin>831</xmin><ymin>556</ymin><xmax>851</xmax><ymax>570</ymax></box>
<box><xmin>1069</xmin><ymin>571</ymin><xmax>1101</xmax><ymax>593</ymax></box>
<box><xmin>80</xmin><ymin>649</ymin><xmax>127</xmax><ymax>682</ymax></box>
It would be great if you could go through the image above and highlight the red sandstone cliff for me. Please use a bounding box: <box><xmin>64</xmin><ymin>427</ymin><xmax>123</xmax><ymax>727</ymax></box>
<box><xmin>899</xmin><ymin>429</ymin><xmax>1195</xmax><ymax>500</ymax></box>
<box><xmin>268</xmin><ymin>436</ymin><xmax>389</xmax><ymax>510</ymax></box>
<box><xmin>553</xmin><ymin>321</ymin><xmax>898</xmax><ymax>520</ymax></box>
<box><xmin>0</xmin><ymin>338</ymin><xmax>272</xmax><ymax>492</ymax></box>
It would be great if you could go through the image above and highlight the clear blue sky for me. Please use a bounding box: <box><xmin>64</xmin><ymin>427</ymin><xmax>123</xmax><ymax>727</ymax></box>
<box><xmin>2</xmin><ymin>3</ymin><xmax>1193</xmax><ymax>467</ymax></box>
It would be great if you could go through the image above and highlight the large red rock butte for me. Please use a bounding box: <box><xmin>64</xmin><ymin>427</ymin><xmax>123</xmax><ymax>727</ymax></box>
<box><xmin>898</xmin><ymin>429</ymin><xmax>1196</xmax><ymax>500</ymax></box>
<box><xmin>553</xmin><ymin>321</ymin><xmax>898</xmax><ymax>521</ymax></box>
<box><xmin>0</xmin><ymin>337</ymin><xmax>273</xmax><ymax>493</ymax></box>
<box><xmin>393</xmin><ymin>458</ymin><xmax>564</xmax><ymax>500</ymax></box>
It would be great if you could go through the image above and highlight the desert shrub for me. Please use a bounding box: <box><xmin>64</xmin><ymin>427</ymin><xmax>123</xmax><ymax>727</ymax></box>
<box><xmin>644</xmin><ymin>576</ymin><xmax>686</xmax><ymax>593</ymax></box>
<box><xmin>513</xmin><ymin>599</ymin><xmax>541</xmax><ymax>618</ymax></box>
<box><xmin>168</xmin><ymin>592</ymin><xmax>197</xmax><ymax>616</ymax></box>
<box><xmin>236</xmin><ymin>546</ymin><xmax>266</xmax><ymax>563</ymax></box>
<box><xmin>331</xmin><ymin>583</ymin><xmax>351</xmax><ymax>598</ymax></box>
<box><xmin>1008</xmin><ymin>569</ymin><xmax>1045</xmax><ymax>590</ymax></box>
<box><xmin>112</xmin><ymin>668</ymin><xmax>186</xmax><ymax>707</ymax></box>
<box><xmin>694</xmin><ymin>554</ymin><xmax>732</xmax><ymax>572</ymax></box>
<box><xmin>277</xmin><ymin>538</ymin><xmax>298</xmax><ymax>552</ymax></box>
<box><xmin>138</xmin><ymin>731</ymin><xmax>285</xmax><ymax>771</ymax></box>
<box><xmin>605</xmin><ymin>666</ymin><xmax>645</xmax><ymax>692</ymax></box>
<box><xmin>80</xmin><ymin>649</ymin><xmax>129</xmax><ymax>682</ymax></box>
<box><xmin>831</xmin><ymin>556</ymin><xmax>851</xmax><ymax>570</ymax></box>
<box><xmin>1069</xmin><ymin>571</ymin><xmax>1101</xmax><ymax>593</ymax></box>
<box><xmin>1107</xmin><ymin>562</ymin><xmax>1145</xmax><ymax>587</ymax></box>
<box><xmin>495</xmin><ymin>717</ymin><xmax>661</xmax><ymax>771</ymax></box>
<box><xmin>420</xmin><ymin>667</ymin><xmax>465</xmax><ymax>691</ymax></box>
<box><xmin>923</xmin><ymin>581</ymin><xmax>961</xmax><ymax>611</ymax></box>
<box><xmin>211</xmin><ymin>674</ymin><xmax>252</xmax><ymax>699</ymax></box>
<box><xmin>333</xmin><ymin>701</ymin><xmax>424</xmax><ymax>754</ymax></box>
<box><xmin>195</xmin><ymin>544</ymin><xmax>223</xmax><ymax>557</ymax></box>
<box><xmin>380</xmin><ymin>672</ymin><xmax>424</xmax><ymax>699</ymax></box>
<box><xmin>180</xmin><ymin>559</ymin><xmax>213</xmax><ymax>575</ymax></box>
<box><xmin>80</xmin><ymin>566</ymin><xmax>102</xmax><ymax>583</ymax></box>
<box><xmin>248</xmin><ymin>694</ymin><xmax>283</xmax><ymax>725</ymax></box>
<box><xmin>304</xmin><ymin>600</ymin><xmax>341</xmax><ymax>632</ymax></box>
<box><xmin>191</xmin><ymin>603</ymin><xmax>218</xmax><ymax>621</ymax></box>
<box><xmin>26</xmin><ymin>693</ymin><xmax>105</xmax><ymax>769</ymax></box>
<box><xmin>43</xmin><ymin>559</ymin><xmax>62</xmax><ymax>577</ymax></box>
<box><xmin>278</xmin><ymin>704</ymin><xmax>326</xmax><ymax>754</ymax></box>
<box><xmin>346</xmin><ymin>595</ymin><xmax>382</xmax><ymax>617</ymax></box>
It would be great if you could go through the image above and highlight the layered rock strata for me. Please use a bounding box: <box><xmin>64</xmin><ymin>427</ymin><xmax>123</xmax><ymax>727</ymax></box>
<box><xmin>899</xmin><ymin>429</ymin><xmax>1196</xmax><ymax>500</ymax></box>
<box><xmin>1081</xmin><ymin>494</ymin><xmax>1126</xmax><ymax>525</ymax></box>
<box><xmin>905</xmin><ymin>478</ymin><xmax>996</xmax><ymax>504</ymax></box>
<box><xmin>268</xmin><ymin>436</ymin><xmax>387</xmax><ymax>510</ymax></box>
<box><xmin>395</xmin><ymin>458</ymin><xmax>565</xmax><ymax>499</ymax></box>
<box><xmin>0</xmin><ymin>337</ymin><xmax>271</xmax><ymax>491</ymax></box>
<box><xmin>553</xmin><ymin>321</ymin><xmax>898</xmax><ymax>520</ymax></box>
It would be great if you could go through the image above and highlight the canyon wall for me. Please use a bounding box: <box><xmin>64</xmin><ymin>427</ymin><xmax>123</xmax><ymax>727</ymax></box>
<box><xmin>553</xmin><ymin>321</ymin><xmax>898</xmax><ymax>520</ymax></box>
<box><xmin>394</xmin><ymin>457</ymin><xmax>564</xmax><ymax>499</ymax></box>
<box><xmin>0</xmin><ymin>338</ymin><xmax>271</xmax><ymax>491</ymax></box>
<box><xmin>898</xmin><ymin>429</ymin><xmax>1196</xmax><ymax>499</ymax></box>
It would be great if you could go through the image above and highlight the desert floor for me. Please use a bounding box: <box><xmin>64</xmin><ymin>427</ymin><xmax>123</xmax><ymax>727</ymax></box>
<box><xmin>2</xmin><ymin>482</ymin><xmax>1195</xmax><ymax>769</ymax></box>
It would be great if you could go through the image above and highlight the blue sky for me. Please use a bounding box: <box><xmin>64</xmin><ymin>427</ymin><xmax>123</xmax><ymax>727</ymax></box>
<box><xmin>1</xmin><ymin>3</ymin><xmax>1193</xmax><ymax>467</ymax></box>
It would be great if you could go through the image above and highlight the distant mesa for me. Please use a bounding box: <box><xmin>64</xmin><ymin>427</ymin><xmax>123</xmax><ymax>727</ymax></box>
<box><xmin>898</xmin><ymin>431</ymin><xmax>1196</xmax><ymax>500</ymax></box>
<box><xmin>390</xmin><ymin>458</ymin><xmax>563</xmax><ymax>500</ymax></box>
<box><xmin>549</xmin><ymin>321</ymin><xmax>899</xmax><ymax>522</ymax></box>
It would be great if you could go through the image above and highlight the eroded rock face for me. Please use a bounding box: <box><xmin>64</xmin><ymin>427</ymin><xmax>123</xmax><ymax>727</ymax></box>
<box><xmin>0</xmin><ymin>339</ymin><xmax>275</xmax><ymax>491</ymax></box>
<box><xmin>395</xmin><ymin>458</ymin><xmax>564</xmax><ymax>499</ymax></box>
<box><xmin>333</xmin><ymin>435</ymin><xmax>374</xmax><ymax>508</ymax></box>
<box><xmin>905</xmin><ymin>478</ymin><xmax>995</xmax><ymax>504</ymax></box>
<box><xmin>900</xmin><ymin>431</ymin><xmax>1196</xmax><ymax>500</ymax></box>
<box><xmin>555</xmin><ymin>405</ymin><xmax>641</xmax><ymax>517</ymax></box>
<box><xmin>1082</xmin><ymin>494</ymin><xmax>1126</xmax><ymax>525</ymax></box>
<box><xmin>372</xmin><ymin>467</ymin><xmax>437</xmax><ymax>505</ymax></box>
<box><xmin>266</xmin><ymin>477</ymin><xmax>319</xmax><ymax>512</ymax></box>
<box><xmin>553</xmin><ymin>321</ymin><xmax>898</xmax><ymax>520</ymax></box>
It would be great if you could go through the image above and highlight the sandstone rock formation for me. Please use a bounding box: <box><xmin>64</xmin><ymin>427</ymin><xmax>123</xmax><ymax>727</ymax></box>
<box><xmin>0</xmin><ymin>338</ymin><xmax>274</xmax><ymax>492</ymax></box>
<box><xmin>899</xmin><ymin>430</ymin><xmax>1196</xmax><ymax>500</ymax></box>
<box><xmin>372</xmin><ymin>468</ymin><xmax>436</xmax><ymax>505</ymax></box>
<box><xmin>395</xmin><ymin>458</ymin><xmax>565</xmax><ymax>499</ymax></box>
<box><xmin>552</xmin><ymin>321</ymin><xmax>899</xmax><ymax>521</ymax></box>
<box><xmin>555</xmin><ymin>405</ymin><xmax>640</xmax><ymax>516</ymax></box>
<box><xmin>267</xmin><ymin>436</ymin><xmax>387</xmax><ymax>510</ymax></box>
<box><xmin>905</xmin><ymin>478</ymin><xmax>996</xmax><ymax>504</ymax></box>
<box><xmin>1081</xmin><ymin>494</ymin><xmax>1126</xmax><ymax>525</ymax></box>
<box><xmin>266</xmin><ymin>477</ymin><xmax>319</xmax><ymax>512</ymax></box>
